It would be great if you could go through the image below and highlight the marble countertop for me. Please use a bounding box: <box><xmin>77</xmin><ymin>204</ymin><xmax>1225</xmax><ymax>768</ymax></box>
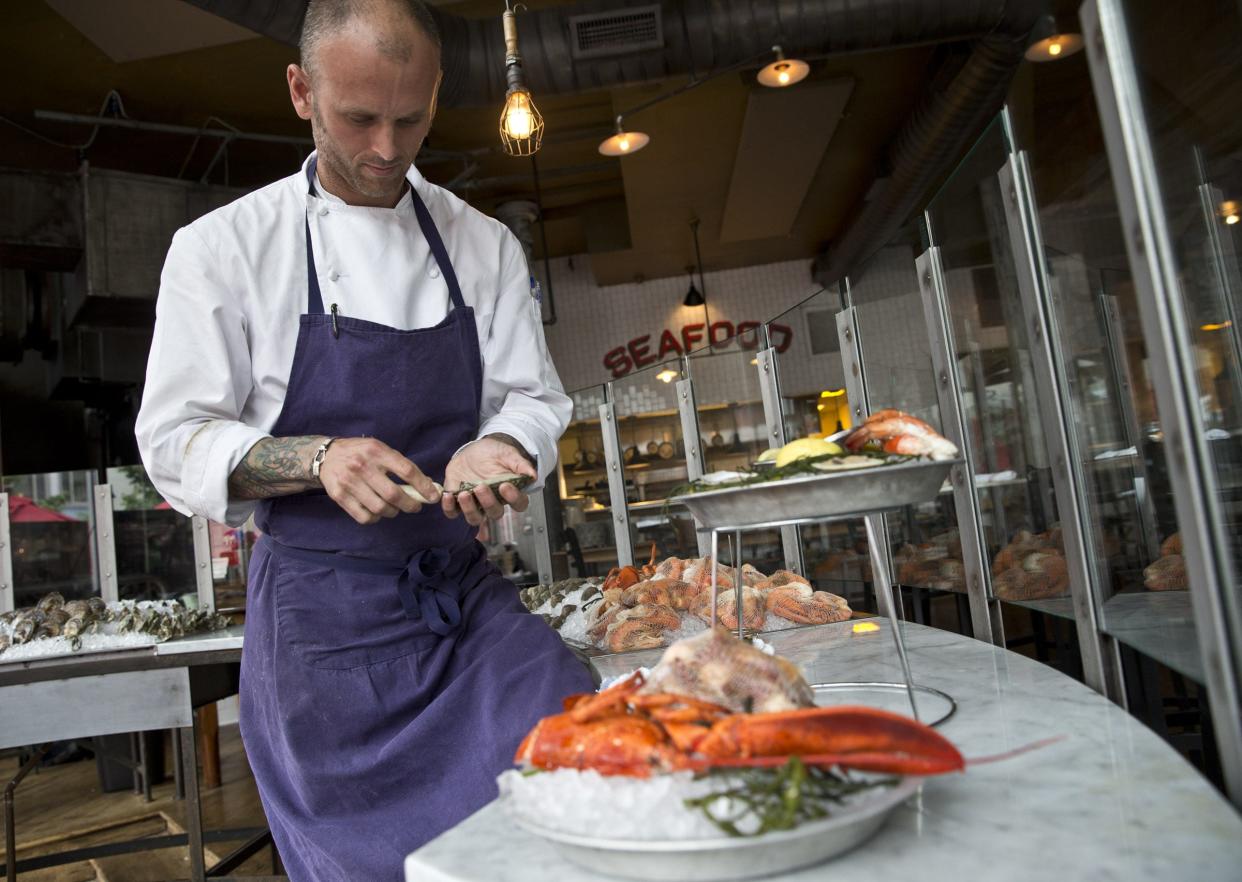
<box><xmin>407</xmin><ymin>620</ymin><xmax>1242</xmax><ymax>882</ymax></box>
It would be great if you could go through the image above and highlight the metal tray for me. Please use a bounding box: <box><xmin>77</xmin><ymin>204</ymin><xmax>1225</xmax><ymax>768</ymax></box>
<box><xmin>672</xmin><ymin>459</ymin><xmax>958</xmax><ymax>530</ymax></box>
<box><xmin>506</xmin><ymin>776</ymin><xmax>921</xmax><ymax>881</ymax></box>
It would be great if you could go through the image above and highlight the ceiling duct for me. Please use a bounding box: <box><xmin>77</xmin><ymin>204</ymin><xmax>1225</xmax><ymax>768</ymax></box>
<box><xmin>182</xmin><ymin>0</ymin><xmax>1042</xmax><ymax>283</ymax></box>
<box><xmin>569</xmin><ymin>6</ymin><xmax>663</xmax><ymax>60</ymax></box>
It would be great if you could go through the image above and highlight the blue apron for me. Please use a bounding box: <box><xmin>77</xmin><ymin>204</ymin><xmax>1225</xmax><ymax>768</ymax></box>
<box><xmin>238</xmin><ymin>160</ymin><xmax>593</xmax><ymax>882</ymax></box>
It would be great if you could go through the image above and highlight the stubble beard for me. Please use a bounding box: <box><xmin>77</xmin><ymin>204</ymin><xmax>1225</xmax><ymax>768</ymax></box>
<box><xmin>310</xmin><ymin>102</ymin><xmax>405</xmax><ymax>203</ymax></box>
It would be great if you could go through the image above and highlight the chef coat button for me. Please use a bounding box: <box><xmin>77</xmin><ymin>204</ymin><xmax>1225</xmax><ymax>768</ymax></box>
<box><xmin>318</xmin><ymin>205</ymin><xmax>329</xmax><ymax>217</ymax></box>
<box><xmin>329</xmin><ymin>270</ymin><xmax>340</xmax><ymax>282</ymax></box>
<box><xmin>429</xmin><ymin>267</ymin><xmax>441</xmax><ymax>279</ymax></box>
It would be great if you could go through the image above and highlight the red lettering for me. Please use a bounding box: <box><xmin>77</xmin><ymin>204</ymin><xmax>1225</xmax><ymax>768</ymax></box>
<box><xmin>709</xmin><ymin>321</ymin><xmax>735</xmax><ymax>346</ymax></box>
<box><xmin>736</xmin><ymin>321</ymin><xmax>760</xmax><ymax>350</ymax></box>
<box><xmin>603</xmin><ymin>346</ymin><xmax>633</xmax><ymax>378</ymax></box>
<box><xmin>769</xmin><ymin>322</ymin><xmax>794</xmax><ymax>353</ymax></box>
<box><xmin>656</xmin><ymin>329</ymin><xmax>683</xmax><ymax>359</ymax></box>
<box><xmin>628</xmin><ymin>334</ymin><xmax>656</xmax><ymax>368</ymax></box>
<box><xmin>681</xmin><ymin>323</ymin><xmax>705</xmax><ymax>353</ymax></box>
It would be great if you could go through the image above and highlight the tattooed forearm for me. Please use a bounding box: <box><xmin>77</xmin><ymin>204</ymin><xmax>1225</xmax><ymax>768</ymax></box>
<box><xmin>228</xmin><ymin>435</ymin><xmax>330</xmax><ymax>500</ymax></box>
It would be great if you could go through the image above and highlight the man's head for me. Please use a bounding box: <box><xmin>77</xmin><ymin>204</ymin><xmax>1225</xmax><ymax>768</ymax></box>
<box><xmin>288</xmin><ymin>0</ymin><xmax>442</xmax><ymax>207</ymax></box>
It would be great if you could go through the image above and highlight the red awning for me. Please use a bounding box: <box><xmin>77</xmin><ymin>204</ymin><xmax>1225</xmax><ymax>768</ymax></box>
<box><xmin>7</xmin><ymin>493</ymin><xmax>76</xmax><ymax>523</ymax></box>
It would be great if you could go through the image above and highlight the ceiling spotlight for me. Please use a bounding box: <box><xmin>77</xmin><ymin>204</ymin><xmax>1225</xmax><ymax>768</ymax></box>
<box><xmin>1024</xmin><ymin>15</ymin><xmax>1084</xmax><ymax>62</ymax></box>
<box><xmin>499</xmin><ymin>2</ymin><xmax>543</xmax><ymax>156</ymax></box>
<box><xmin>757</xmin><ymin>45</ymin><xmax>809</xmax><ymax>88</ymax></box>
<box><xmin>599</xmin><ymin>116</ymin><xmax>650</xmax><ymax>157</ymax></box>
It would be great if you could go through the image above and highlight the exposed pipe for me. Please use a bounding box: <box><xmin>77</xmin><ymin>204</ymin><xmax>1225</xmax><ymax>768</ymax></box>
<box><xmin>183</xmin><ymin>0</ymin><xmax>1043</xmax><ymax>281</ymax></box>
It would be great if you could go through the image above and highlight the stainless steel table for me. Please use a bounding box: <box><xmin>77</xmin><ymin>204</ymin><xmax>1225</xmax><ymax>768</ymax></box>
<box><xmin>0</xmin><ymin>627</ymin><xmax>272</xmax><ymax>881</ymax></box>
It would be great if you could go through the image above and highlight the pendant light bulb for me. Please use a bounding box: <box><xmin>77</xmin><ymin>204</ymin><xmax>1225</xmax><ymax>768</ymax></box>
<box><xmin>599</xmin><ymin>116</ymin><xmax>650</xmax><ymax>157</ymax></box>
<box><xmin>1024</xmin><ymin>15</ymin><xmax>1084</xmax><ymax>62</ymax></box>
<box><xmin>757</xmin><ymin>45</ymin><xmax>809</xmax><ymax>88</ymax></box>
<box><xmin>499</xmin><ymin>5</ymin><xmax>543</xmax><ymax>156</ymax></box>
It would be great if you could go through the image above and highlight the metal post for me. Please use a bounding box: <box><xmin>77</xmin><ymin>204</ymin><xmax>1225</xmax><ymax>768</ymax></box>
<box><xmin>191</xmin><ymin>516</ymin><xmax>214</xmax><ymax>612</ymax></box>
<box><xmin>1195</xmin><ymin>176</ymin><xmax>1242</xmax><ymax>417</ymax></box>
<box><xmin>0</xmin><ymin>494</ymin><xmax>13</xmax><ymax>614</ymax></box>
<box><xmin>527</xmin><ymin>492</ymin><xmax>554</xmax><ymax>586</ymax></box>
<box><xmin>755</xmin><ymin>344</ymin><xmax>806</xmax><ymax>577</ymax></box>
<box><xmin>1083</xmin><ymin>0</ymin><xmax>1242</xmax><ymax>805</ymax></box>
<box><xmin>836</xmin><ymin>307</ymin><xmax>901</xmax><ymax>619</ymax></box>
<box><xmin>92</xmin><ymin>484</ymin><xmax>119</xmax><ymax>604</ymax></box>
<box><xmin>916</xmin><ymin>245</ymin><xmax>1004</xmax><ymax>645</ymax></box>
<box><xmin>676</xmin><ymin>373</ymin><xmax>712</xmax><ymax>557</ymax></box>
<box><xmin>599</xmin><ymin>386</ymin><xmax>634</xmax><ymax>568</ymax></box>
<box><xmin>180</xmin><ymin>724</ymin><xmax>206</xmax><ymax>882</ymax></box>
<box><xmin>999</xmin><ymin>150</ymin><xmax>1124</xmax><ymax>701</ymax></box>
<box><xmin>1099</xmin><ymin>292</ymin><xmax>1162</xmax><ymax>562</ymax></box>
<box><xmin>863</xmin><ymin>517</ymin><xmax>920</xmax><ymax>720</ymax></box>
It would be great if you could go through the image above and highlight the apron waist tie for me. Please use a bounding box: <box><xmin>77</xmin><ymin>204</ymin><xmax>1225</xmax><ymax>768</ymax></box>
<box><xmin>263</xmin><ymin>538</ymin><xmax>481</xmax><ymax>637</ymax></box>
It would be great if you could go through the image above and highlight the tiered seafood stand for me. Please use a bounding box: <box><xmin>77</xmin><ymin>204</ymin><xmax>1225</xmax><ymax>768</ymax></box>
<box><xmin>3</xmin><ymin>1</ymin><xmax>1242</xmax><ymax>880</ymax></box>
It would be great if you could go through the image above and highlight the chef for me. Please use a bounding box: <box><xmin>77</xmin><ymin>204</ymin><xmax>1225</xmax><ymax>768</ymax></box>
<box><xmin>135</xmin><ymin>0</ymin><xmax>594</xmax><ymax>878</ymax></box>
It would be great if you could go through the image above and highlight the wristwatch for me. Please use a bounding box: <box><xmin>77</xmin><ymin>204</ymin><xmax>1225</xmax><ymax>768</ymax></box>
<box><xmin>311</xmin><ymin>438</ymin><xmax>337</xmax><ymax>482</ymax></box>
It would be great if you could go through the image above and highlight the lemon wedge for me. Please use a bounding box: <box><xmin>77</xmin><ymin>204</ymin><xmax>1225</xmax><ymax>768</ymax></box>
<box><xmin>774</xmin><ymin>437</ymin><xmax>843</xmax><ymax>468</ymax></box>
<box><xmin>756</xmin><ymin>448</ymin><xmax>780</xmax><ymax>463</ymax></box>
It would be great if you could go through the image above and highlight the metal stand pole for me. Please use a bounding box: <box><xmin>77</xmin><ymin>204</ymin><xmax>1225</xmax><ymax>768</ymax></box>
<box><xmin>4</xmin><ymin>744</ymin><xmax>51</xmax><ymax>882</ymax></box>
<box><xmin>180</xmin><ymin>724</ymin><xmax>206</xmax><ymax>882</ymax></box>
<box><xmin>864</xmin><ymin>518</ymin><xmax>920</xmax><ymax>720</ymax></box>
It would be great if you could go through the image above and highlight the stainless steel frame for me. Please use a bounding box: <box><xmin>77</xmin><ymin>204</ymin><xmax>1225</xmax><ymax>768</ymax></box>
<box><xmin>599</xmin><ymin>387</ymin><xmax>634</xmax><ymax>568</ymax></box>
<box><xmin>755</xmin><ymin>344</ymin><xmax>806</xmax><ymax>577</ymax></box>
<box><xmin>836</xmin><ymin>305</ymin><xmax>899</xmax><ymax>620</ymax></box>
<box><xmin>676</xmin><ymin>368</ymin><xmax>712</xmax><ymax>557</ymax></box>
<box><xmin>92</xmin><ymin>484</ymin><xmax>118</xmax><ymax>604</ymax></box>
<box><xmin>916</xmin><ymin>246</ymin><xmax>1004</xmax><ymax>645</ymax></box>
<box><xmin>527</xmin><ymin>493</ymin><xmax>554</xmax><ymax>586</ymax></box>
<box><xmin>191</xmin><ymin>515</ymin><xmax>214</xmax><ymax>612</ymax></box>
<box><xmin>0</xmin><ymin>493</ymin><xmax>12</xmax><ymax>614</ymax></box>
<box><xmin>1083</xmin><ymin>0</ymin><xmax>1242</xmax><ymax>805</ymax></box>
<box><xmin>998</xmin><ymin>150</ymin><xmax>1123</xmax><ymax>700</ymax></box>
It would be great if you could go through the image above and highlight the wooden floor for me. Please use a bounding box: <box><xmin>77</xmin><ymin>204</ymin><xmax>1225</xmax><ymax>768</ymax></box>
<box><xmin>0</xmin><ymin>723</ymin><xmax>277</xmax><ymax>881</ymax></box>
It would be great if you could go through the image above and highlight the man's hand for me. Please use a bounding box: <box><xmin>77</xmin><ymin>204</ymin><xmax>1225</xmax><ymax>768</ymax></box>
<box><xmin>318</xmin><ymin>438</ymin><xmax>442</xmax><ymax>525</ymax></box>
<box><xmin>228</xmin><ymin>435</ymin><xmax>441</xmax><ymax>525</ymax></box>
<box><xmin>441</xmin><ymin>435</ymin><xmax>537</xmax><ymax>527</ymax></box>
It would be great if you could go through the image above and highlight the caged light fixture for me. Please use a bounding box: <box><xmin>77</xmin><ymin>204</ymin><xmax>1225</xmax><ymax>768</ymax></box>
<box><xmin>499</xmin><ymin>1</ymin><xmax>544</xmax><ymax>156</ymax></box>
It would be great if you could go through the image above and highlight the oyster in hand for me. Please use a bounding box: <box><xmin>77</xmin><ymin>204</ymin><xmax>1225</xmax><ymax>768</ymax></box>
<box><xmin>454</xmin><ymin>472</ymin><xmax>533</xmax><ymax>494</ymax></box>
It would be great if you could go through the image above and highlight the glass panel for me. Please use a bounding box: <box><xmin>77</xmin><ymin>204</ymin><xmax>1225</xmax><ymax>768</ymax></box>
<box><xmin>924</xmin><ymin>116</ymin><xmax>1083</xmax><ymax>678</ymax></box>
<box><xmin>558</xmin><ymin>383</ymin><xmax>614</xmax><ymax>578</ymax></box>
<box><xmin>766</xmin><ymin>288</ymin><xmax>876</xmax><ymax>616</ymax></box>
<box><xmin>1008</xmin><ymin>36</ymin><xmax>1201</xmax><ymax>682</ymax></box>
<box><xmin>689</xmin><ymin>340</ymin><xmax>781</xmax><ymax>573</ymax></box>
<box><xmin>851</xmin><ymin>225</ymin><xmax>972</xmax><ymax>634</ymax></box>
<box><xmin>610</xmin><ymin>359</ymin><xmax>697</xmax><ymax>563</ymax></box>
<box><xmin>1125</xmin><ymin>0</ymin><xmax>1242</xmax><ymax>640</ymax></box>
<box><xmin>2</xmin><ymin>470</ymin><xmax>97</xmax><ymax>607</ymax></box>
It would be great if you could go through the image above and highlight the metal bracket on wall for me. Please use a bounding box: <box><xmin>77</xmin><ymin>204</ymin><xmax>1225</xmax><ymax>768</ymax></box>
<box><xmin>527</xmin><ymin>492</ymin><xmax>554</xmax><ymax>586</ymax></box>
<box><xmin>190</xmin><ymin>515</ymin><xmax>214</xmax><ymax>612</ymax></box>
<box><xmin>1083</xmin><ymin>0</ymin><xmax>1242</xmax><ymax>806</ymax></box>
<box><xmin>676</xmin><ymin>375</ymin><xmax>712</xmax><ymax>557</ymax></box>
<box><xmin>916</xmin><ymin>245</ymin><xmax>1004</xmax><ymax>646</ymax></box>
<box><xmin>92</xmin><ymin>484</ymin><xmax>119</xmax><ymax>604</ymax></box>
<box><xmin>755</xmin><ymin>344</ymin><xmax>806</xmax><ymax>577</ymax></box>
<box><xmin>0</xmin><ymin>493</ymin><xmax>13</xmax><ymax>613</ymax></box>
<box><xmin>836</xmin><ymin>306</ymin><xmax>900</xmax><ymax>620</ymax></box>
<box><xmin>599</xmin><ymin>388</ymin><xmax>634</xmax><ymax>568</ymax></box>
<box><xmin>999</xmin><ymin>150</ymin><xmax>1124</xmax><ymax>702</ymax></box>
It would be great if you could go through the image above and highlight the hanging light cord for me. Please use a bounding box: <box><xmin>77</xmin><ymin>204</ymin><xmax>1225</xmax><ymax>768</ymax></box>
<box><xmin>530</xmin><ymin>153</ymin><xmax>558</xmax><ymax>326</ymax></box>
<box><xmin>613</xmin><ymin>45</ymin><xmax>786</xmax><ymax>132</ymax></box>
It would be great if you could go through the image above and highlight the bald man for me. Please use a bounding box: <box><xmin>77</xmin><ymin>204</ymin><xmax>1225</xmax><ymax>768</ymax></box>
<box><xmin>136</xmin><ymin>1</ymin><xmax>593</xmax><ymax>877</ymax></box>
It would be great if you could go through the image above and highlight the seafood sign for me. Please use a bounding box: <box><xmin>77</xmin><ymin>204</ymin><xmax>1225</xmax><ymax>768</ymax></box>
<box><xmin>602</xmin><ymin>321</ymin><xmax>793</xmax><ymax>378</ymax></box>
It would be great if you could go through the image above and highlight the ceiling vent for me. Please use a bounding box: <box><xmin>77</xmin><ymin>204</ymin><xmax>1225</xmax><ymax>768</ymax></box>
<box><xmin>569</xmin><ymin>6</ymin><xmax>663</xmax><ymax>60</ymax></box>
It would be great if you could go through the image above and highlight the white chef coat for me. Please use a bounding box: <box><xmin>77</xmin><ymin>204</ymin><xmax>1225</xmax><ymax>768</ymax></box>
<box><xmin>136</xmin><ymin>153</ymin><xmax>569</xmax><ymax>527</ymax></box>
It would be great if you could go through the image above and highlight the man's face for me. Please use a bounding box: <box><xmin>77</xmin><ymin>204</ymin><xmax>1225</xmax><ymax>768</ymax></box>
<box><xmin>288</xmin><ymin>22</ymin><xmax>441</xmax><ymax>206</ymax></box>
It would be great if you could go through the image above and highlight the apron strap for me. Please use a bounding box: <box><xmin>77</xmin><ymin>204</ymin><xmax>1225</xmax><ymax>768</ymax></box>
<box><xmin>302</xmin><ymin>155</ymin><xmax>465</xmax><ymax>315</ymax></box>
